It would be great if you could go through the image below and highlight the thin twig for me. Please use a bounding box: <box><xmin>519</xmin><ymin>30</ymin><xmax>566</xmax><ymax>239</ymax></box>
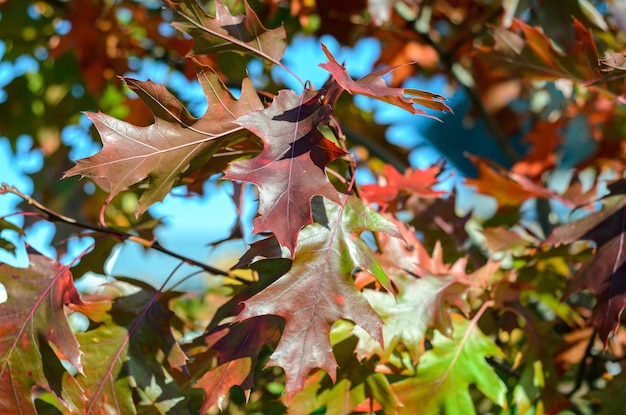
<box><xmin>328</xmin><ymin>120</ymin><xmax>386</xmax><ymax>254</ymax></box>
<box><xmin>0</xmin><ymin>183</ymin><xmax>248</xmax><ymax>283</ymax></box>
<box><xmin>566</xmin><ymin>329</ymin><xmax>596</xmax><ymax>398</ymax></box>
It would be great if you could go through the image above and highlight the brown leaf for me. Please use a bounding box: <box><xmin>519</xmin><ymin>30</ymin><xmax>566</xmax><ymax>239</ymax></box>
<box><xmin>195</xmin><ymin>316</ymin><xmax>282</xmax><ymax>412</ymax></box>
<box><xmin>64</xmin><ymin>62</ymin><xmax>263</xmax><ymax>214</ymax></box>
<box><xmin>168</xmin><ymin>0</ymin><xmax>286</xmax><ymax>63</ymax></box>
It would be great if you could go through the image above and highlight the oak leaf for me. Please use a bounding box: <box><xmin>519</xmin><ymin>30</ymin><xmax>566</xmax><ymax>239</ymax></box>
<box><xmin>319</xmin><ymin>43</ymin><xmax>451</xmax><ymax>118</ymax></box>
<box><xmin>392</xmin><ymin>315</ymin><xmax>508</xmax><ymax>415</ymax></box>
<box><xmin>65</xmin><ymin>283</ymin><xmax>191</xmax><ymax>413</ymax></box>
<box><xmin>465</xmin><ymin>154</ymin><xmax>549</xmax><ymax>208</ymax></box>
<box><xmin>361</xmin><ymin>164</ymin><xmax>446</xmax><ymax>209</ymax></box>
<box><xmin>235</xmin><ymin>196</ymin><xmax>400</xmax><ymax>398</ymax></box>
<box><xmin>546</xmin><ymin>194</ymin><xmax>626</xmax><ymax>343</ymax></box>
<box><xmin>194</xmin><ymin>316</ymin><xmax>282</xmax><ymax>412</ymax></box>
<box><xmin>512</xmin><ymin>120</ymin><xmax>564</xmax><ymax>179</ymax></box>
<box><xmin>64</xmin><ymin>63</ymin><xmax>262</xmax><ymax>214</ymax></box>
<box><xmin>225</xmin><ymin>88</ymin><xmax>346</xmax><ymax>254</ymax></box>
<box><xmin>168</xmin><ymin>0</ymin><xmax>286</xmax><ymax>63</ymax></box>
<box><xmin>355</xmin><ymin>229</ymin><xmax>472</xmax><ymax>362</ymax></box>
<box><xmin>0</xmin><ymin>250</ymin><xmax>84</xmax><ymax>414</ymax></box>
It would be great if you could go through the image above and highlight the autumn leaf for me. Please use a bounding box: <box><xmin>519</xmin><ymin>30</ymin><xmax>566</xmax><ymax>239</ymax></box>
<box><xmin>465</xmin><ymin>154</ymin><xmax>550</xmax><ymax>208</ymax></box>
<box><xmin>235</xmin><ymin>196</ymin><xmax>400</xmax><ymax>398</ymax></box>
<box><xmin>319</xmin><ymin>43</ymin><xmax>451</xmax><ymax>118</ymax></box>
<box><xmin>546</xmin><ymin>194</ymin><xmax>626</xmax><ymax>343</ymax></box>
<box><xmin>512</xmin><ymin>120</ymin><xmax>564</xmax><ymax>179</ymax></box>
<box><xmin>360</xmin><ymin>164</ymin><xmax>446</xmax><ymax>209</ymax></box>
<box><xmin>543</xmin><ymin>194</ymin><xmax>624</xmax><ymax>247</ymax></box>
<box><xmin>194</xmin><ymin>316</ymin><xmax>282</xmax><ymax>412</ymax></box>
<box><xmin>0</xmin><ymin>250</ymin><xmax>84</xmax><ymax>414</ymax></box>
<box><xmin>225</xmin><ymin>88</ymin><xmax>347</xmax><ymax>254</ymax></box>
<box><xmin>566</xmin><ymin>234</ymin><xmax>626</xmax><ymax>344</ymax></box>
<box><xmin>64</xmin><ymin>62</ymin><xmax>262</xmax><ymax>214</ymax></box>
<box><xmin>357</xmin><ymin>273</ymin><xmax>469</xmax><ymax>363</ymax></box>
<box><xmin>287</xmin><ymin>335</ymin><xmax>401</xmax><ymax>415</ymax></box>
<box><xmin>65</xmin><ymin>284</ymin><xmax>192</xmax><ymax>414</ymax></box>
<box><xmin>355</xmin><ymin>228</ymin><xmax>473</xmax><ymax>362</ymax></box>
<box><xmin>61</xmin><ymin>324</ymin><xmax>136</xmax><ymax>415</ymax></box>
<box><xmin>392</xmin><ymin>315</ymin><xmax>508</xmax><ymax>415</ymax></box>
<box><xmin>478</xmin><ymin>18</ymin><xmax>600</xmax><ymax>82</ymax></box>
<box><xmin>167</xmin><ymin>0</ymin><xmax>286</xmax><ymax>63</ymax></box>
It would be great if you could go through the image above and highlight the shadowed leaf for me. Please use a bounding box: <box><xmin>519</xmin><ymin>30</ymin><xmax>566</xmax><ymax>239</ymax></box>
<box><xmin>168</xmin><ymin>0</ymin><xmax>286</xmax><ymax>63</ymax></box>
<box><xmin>225</xmin><ymin>88</ymin><xmax>346</xmax><ymax>254</ymax></box>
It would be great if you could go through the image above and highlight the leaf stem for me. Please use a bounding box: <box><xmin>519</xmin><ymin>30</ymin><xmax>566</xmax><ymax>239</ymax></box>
<box><xmin>331</xmin><ymin>126</ymin><xmax>386</xmax><ymax>254</ymax></box>
<box><xmin>566</xmin><ymin>329</ymin><xmax>597</xmax><ymax>398</ymax></box>
<box><xmin>0</xmin><ymin>183</ymin><xmax>246</xmax><ymax>282</ymax></box>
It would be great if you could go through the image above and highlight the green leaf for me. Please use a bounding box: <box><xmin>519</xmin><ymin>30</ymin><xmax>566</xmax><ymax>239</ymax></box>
<box><xmin>356</xmin><ymin>272</ymin><xmax>468</xmax><ymax>363</ymax></box>
<box><xmin>392</xmin><ymin>315</ymin><xmax>508</xmax><ymax>415</ymax></box>
<box><xmin>288</xmin><ymin>335</ymin><xmax>401</xmax><ymax>415</ymax></box>
<box><xmin>67</xmin><ymin>282</ymin><xmax>195</xmax><ymax>413</ymax></box>
<box><xmin>62</xmin><ymin>324</ymin><xmax>136</xmax><ymax>415</ymax></box>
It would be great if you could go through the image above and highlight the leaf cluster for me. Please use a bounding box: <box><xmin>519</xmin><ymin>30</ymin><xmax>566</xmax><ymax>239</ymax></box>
<box><xmin>4</xmin><ymin>0</ymin><xmax>626</xmax><ymax>414</ymax></box>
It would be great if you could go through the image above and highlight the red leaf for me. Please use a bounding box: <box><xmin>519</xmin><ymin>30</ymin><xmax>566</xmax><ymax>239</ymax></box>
<box><xmin>196</xmin><ymin>316</ymin><xmax>282</xmax><ymax>412</ymax></box>
<box><xmin>465</xmin><ymin>155</ymin><xmax>552</xmax><ymax>208</ymax></box>
<box><xmin>512</xmin><ymin>120</ymin><xmax>564</xmax><ymax>179</ymax></box>
<box><xmin>361</xmin><ymin>164</ymin><xmax>446</xmax><ymax>208</ymax></box>
<box><xmin>224</xmin><ymin>88</ymin><xmax>347</xmax><ymax>254</ymax></box>
<box><xmin>64</xmin><ymin>62</ymin><xmax>263</xmax><ymax>214</ymax></box>
<box><xmin>319</xmin><ymin>43</ymin><xmax>451</xmax><ymax>118</ymax></box>
<box><xmin>197</xmin><ymin>359</ymin><xmax>252</xmax><ymax>411</ymax></box>
<box><xmin>0</xmin><ymin>250</ymin><xmax>85</xmax><ymax>413</ymax></box>
<box><xmin>235</xmin><ymin>197</ymin><xmax>400</xmax><ymax>398</ymax></box>
<box><xmin>549</xmin><ymin>194</ymin><xmax>626</xmax><ymax>343</ymax></box>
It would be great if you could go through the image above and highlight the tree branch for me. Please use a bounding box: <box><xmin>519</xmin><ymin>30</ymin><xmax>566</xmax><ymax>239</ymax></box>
<box><xmin>0</xmin><ymin>183</ymin><xmax>248</xmax><ymax>283</ymax></box>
